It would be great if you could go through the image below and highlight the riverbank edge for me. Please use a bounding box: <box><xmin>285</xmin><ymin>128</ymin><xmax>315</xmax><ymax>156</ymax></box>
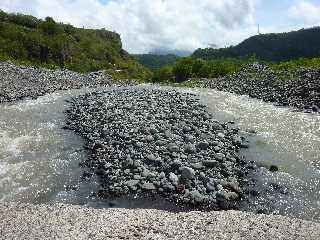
<box><xmin>1</xmin><ymin>202</ymin><xmax>319</xmax><ymax>240</ymax></box>
<box><xmin>177</xmin><ymin>63</ymin><xmax>320</xmax><ymax>114</ymax></box>
<box><xmin>1</xmin><ymin>61</ymin><xmax>319</xmax><ymax>114</ymax></box>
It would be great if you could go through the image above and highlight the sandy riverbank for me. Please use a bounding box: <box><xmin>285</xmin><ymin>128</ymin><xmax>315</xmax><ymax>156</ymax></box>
<box><xmin>1</xmin><ymin>202</ymin><xmax>319</xmax><ymax>240</ymax></box>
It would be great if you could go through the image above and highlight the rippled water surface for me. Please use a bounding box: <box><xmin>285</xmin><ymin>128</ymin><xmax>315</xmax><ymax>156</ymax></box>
<box><xmin>0</xmin><ymin>89</ymin><xmax>100</xmax><ymax>204</ymax></box>
<box><xmin>197</xmin><ymin>88</ymin><xmax>320</xmax><ymax>222</ymax></box>
<box><xmin>1</xmin><ymin>86</ymin><xmax>319</xmax><ymax>221</ymax></box>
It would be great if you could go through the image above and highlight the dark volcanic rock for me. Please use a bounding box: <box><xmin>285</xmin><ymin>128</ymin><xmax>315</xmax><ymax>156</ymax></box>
<box><xmin>64</xmin><ymin>86</ymin><xmax>255</xmax><ymax>210</ymax></box>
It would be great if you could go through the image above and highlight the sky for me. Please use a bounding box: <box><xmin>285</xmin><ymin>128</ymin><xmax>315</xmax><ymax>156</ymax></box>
<box><xmin>0</xmin><ymin>0</ymin><xmax>320</xmax><ymax>54</ymax></box>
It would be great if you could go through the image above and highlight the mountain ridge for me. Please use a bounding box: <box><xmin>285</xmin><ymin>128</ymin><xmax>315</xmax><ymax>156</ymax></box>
<box><xmin>193</xmin><ymin>27</ymin><xmax>320</xmax><ymax>62</ymax></box>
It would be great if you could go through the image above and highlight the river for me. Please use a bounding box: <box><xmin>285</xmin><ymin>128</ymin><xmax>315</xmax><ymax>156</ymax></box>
<box><xmin>0</xmin><ymin>86</ymin><xmax>319</xmax><ymax>221</ymax></box>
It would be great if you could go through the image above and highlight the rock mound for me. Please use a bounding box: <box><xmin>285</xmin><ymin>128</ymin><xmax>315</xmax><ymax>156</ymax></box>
<box><xmin>65</xmin><ymin>87</ymin><xmax>254</xmax><ymax>209</ymax></box>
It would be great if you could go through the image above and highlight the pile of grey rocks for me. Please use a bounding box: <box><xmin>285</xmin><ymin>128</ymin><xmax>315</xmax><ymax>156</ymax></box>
<box><xmin>0</xmin><ymin>61</ymin><xmax>130</xmax><ymax>103</ymax></box>
<box><xmin>196</xmin><ymin>63</ymin><xmax>320</xmax><ymax>113</ymax></box>
<box><xmin>65</xmin><ymin>87</ymin><xmax>255</xmax><ymax>209</ymax></box>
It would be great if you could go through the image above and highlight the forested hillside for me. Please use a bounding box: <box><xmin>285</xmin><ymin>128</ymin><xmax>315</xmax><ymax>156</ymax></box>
<box><xmin>193</xmin><ymin>27</ymin><xmax>320</xmax><ymax>62</ymax></box>
<box><xmin>0</xmin><ymin>10</ymin><xmax>150</xmax><ymax>79</ymax></box>
<box><xmin>133</xmin><ymin>54</ymin><xmax>179</xmax><ymax>69</ymax></box>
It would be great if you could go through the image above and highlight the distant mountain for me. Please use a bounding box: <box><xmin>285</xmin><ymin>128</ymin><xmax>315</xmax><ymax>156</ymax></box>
<box><xmin>149</xmin><ymin>48</ymin><xmax>192</xmax><ymax>57</ymax></box>
<box><xmin>133</xmin><ymin>54</ymin><xmax>179</xmax><ymax>69</ymax></box>
<box><xmin>193</xmin><ymin>27</ymin><xmax>320</xmax><ymax>62</ymax></box>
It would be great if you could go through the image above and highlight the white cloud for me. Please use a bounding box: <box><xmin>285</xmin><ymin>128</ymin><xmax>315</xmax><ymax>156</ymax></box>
<box><xmin>288</xmin><ymin>0</ymin><xmax>320</xmax><ymax>25</ymax></box>
<box><xmin>0</xmin><ymin>0</ymin><xmax>257</xmax><ymax>53</ymax></box>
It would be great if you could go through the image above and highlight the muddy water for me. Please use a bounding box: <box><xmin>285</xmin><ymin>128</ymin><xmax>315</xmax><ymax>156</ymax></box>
<box><xmin>0</xmin><ymin>89</ymin><xmax>100</xmax><ymax>205</ymax></box>
<box><xmin>1</xmin><ymin>86</ymin><xmax>320</xmax><ymax>221</ymax></box>
<box><xmin>197</xmin><ymin>88</ymin><xmax>320</xmax><ymax>222</ymax></box>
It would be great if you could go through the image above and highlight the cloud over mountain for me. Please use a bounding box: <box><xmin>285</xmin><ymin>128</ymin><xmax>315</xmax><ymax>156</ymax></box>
<box><xmin>0</xmin><ymin>0</ymin><xmax>256</xmax><ymax>53</ymax></box>
<box><xmin>288</xmin><ymin>0</ymin><xmax>320</xmax><ymax>25</ymax></box>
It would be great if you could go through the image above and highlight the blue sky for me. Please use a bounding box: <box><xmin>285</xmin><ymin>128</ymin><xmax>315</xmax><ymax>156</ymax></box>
<box><xmin>256</xmin><ymin>0</ymin><xmax>293</xmax><ymax>29</ymax></box>
<box><xmin>0</xmin><ymin>0</ymin><xmax>320</xmax><ymax>53</ymax></box>
<box><xmin>255</xmin><ymin>0</ymin><xmax>320</xmax><ymax>31</ymax></box>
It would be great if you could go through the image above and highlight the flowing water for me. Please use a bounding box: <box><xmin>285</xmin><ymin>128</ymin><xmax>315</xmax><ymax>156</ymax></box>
<box><xmin>197</xmin><ymin>88</ymin><xmax>320</xmax><ymax>222</ymax></box>
<box><xmin>0</xmin><ymin>86</ymin><xmax>319</xmax><ymax>221</ymax></box>
<box><xmin>0</xmin><ymin>89</ymin><xmax>100</xmax><ymax>205</ymax></box>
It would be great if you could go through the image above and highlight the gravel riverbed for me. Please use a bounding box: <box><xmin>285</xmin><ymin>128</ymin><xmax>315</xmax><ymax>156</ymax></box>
<box><xmin>0</xmin><ymin>61</ymin><xmax>131</xmax><ymax>103</ymax></box>
<box><xmin>1</xmin><ymin>61</ymin><xmax>320</xmax><ymax>240</ymax></box>
<box><xmin>64</xmin><ymin>86</ymin><xmax>256</xmax><ymax>209</ymax></box>
<box><xmin>194</xmin><ymin>63</ymin><xmax>320</xmax><ymax>113</ymax></box>
<box><xmin>0</xmin><ymin>62</ymin><xmax>261</xmax><ymax>210</ymax></box>
<box><xmin>1</xmin><ymin>202</ymin><xmax>319</xmax><ymax>240</ymax></box>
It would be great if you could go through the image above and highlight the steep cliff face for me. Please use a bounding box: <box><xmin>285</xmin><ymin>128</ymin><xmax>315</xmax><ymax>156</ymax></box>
<box><xmin>0</xmin><ymin>10</ymin><xmax>149</xmax><ymax>79</ymax></box>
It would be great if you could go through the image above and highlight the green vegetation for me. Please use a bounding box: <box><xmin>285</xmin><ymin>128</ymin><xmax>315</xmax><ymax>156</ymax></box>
<box><xmin>149</xmin><ymin>27</ymin><xmax>320</xmax><ymax>84</ymax></box>
<box><xmin>2</xmin><ymin>10</ymin><xmax>320</xmax><ymax>84</ymax></box>
<box><xmin>151</xmin><ymin>65</ymin><xmax>174</xmax><ymax>83</ymax></box>
<box><xmin>193</xmin><ymin>27</ymin><xmax>320</xmax><ymax>62</ymax></box>
<box><xmin>152</xmin><ymin>55</ymin><xmax>320</xmax><ymax>84</ymax></box>
<box><xmin>0</xmin><ymin>10</ymin><xmax>151</xmax><ymax>80</ymax></box>
<box><xmin>133</xmin><ymin>54</ymin><xmax>179</xmax><ymax>69</ymax></box>
<box><xmin>150</xmin><ymin>56</ymin><xmax>320</xmax><ymax>84</ymax></box>
<box><xmin>151</xmin><ymin>57</ymin><xmax>243</xmax><ymax>83</ymax></box>
<box><xmin>104</xmin><ymin>61</ymin><xmax>151</xmax><ymax>81</ymax></box>
<box><xmin>270</xmin><ymin>57</ymin><xmax>320</xmax><ymax>71</ymax></box>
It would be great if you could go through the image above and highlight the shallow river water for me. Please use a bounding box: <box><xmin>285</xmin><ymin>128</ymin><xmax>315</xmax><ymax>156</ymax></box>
<box><xmin>0</xmin><ymin>86</ymin><xmax>319</xmax><ymax>221</ymax></box>
<box><xmin>0</xmin><ymin>89</ymin><xmax>100</xmax><ymax>205</ymax></box>
<box><xmin>197</xmin><ymin>88</ymin><xmax>320</xmax><ymax>222</ymax></box>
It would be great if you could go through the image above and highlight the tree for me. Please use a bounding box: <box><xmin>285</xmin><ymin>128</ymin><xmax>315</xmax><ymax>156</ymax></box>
<box><xmin>173</xmin><ymin>59</ymin><xmax>193</xmax><ymax>82</ymax></box>
<box><xmin>39</xmin><ymin>17</ymin><xmax>62</xmax><ymax>35</ymax></box>
<box><xmin>152</xmin><ymin>66</ymin><xmax>173</xmax><ymax>82</ymax></box>
<box><xmin>191</xmin><ymin>59</ymin><xmax>205</xmax><ymax>77</ymax></box>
